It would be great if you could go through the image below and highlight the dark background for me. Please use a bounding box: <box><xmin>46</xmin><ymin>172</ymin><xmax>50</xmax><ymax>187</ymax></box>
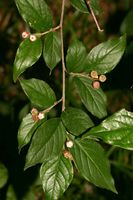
<box><xmin>0</xmin><ymin>0</ymin><xmax>133</xmax><ymax>199</ymax></box>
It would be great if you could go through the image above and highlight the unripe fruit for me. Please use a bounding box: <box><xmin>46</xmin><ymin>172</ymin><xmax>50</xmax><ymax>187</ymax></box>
<box><xmin>92</xmin><ymin>80</ymin><xmax>100</xmax><ymax>89</ymax></box>
<box><xmin>30</xmin><ymin>34</ymin><xmax>37</xmax><ymax>42</ymax></box>
<box><xmin>32</xmin><ymin>115</ymin><xmax>39</xmax><ymax>122</ymax></box>
<box><xmin>63</xmin><ymin>150</ymin><xmax>73</xmax><ymax>160</ymax></box>
<box><xmin>31</xmin><ymin>108</ymin><xmax>39</xmax><ymax>121</ymax></box>
<box><xmin>90</xmin><ymin>70</ymin><xmax>98</xmax><ymax>79</ymax></box>
<box><xmin>31</xmin><ymin>108</ymin><xmax>39</xmax><ymax>115</ymax></box>
<box><xmin>22</xmin><ymin>31</ymin><xmax>30</xmax><ymax>39</ymax></box>
<box><xmin>38</xmin><ymin>112</ymin><xmax>45</xmax><ymax>120</ymax></box>
<box><xmin>66</xmin><ymin>140</ymin><xmax>74</xmax><ymax>148</ymax></box>
<box><xmin>99</xmin><ymin>74</ymin><xmax>107</xmax><ymax>82</ymax></box>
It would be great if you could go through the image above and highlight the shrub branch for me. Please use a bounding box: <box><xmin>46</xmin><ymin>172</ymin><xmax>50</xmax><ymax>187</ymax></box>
<box><xmin>60</xmin><ymin>0</ymin><xmax>66</xmax><ymax>111</ymax></box>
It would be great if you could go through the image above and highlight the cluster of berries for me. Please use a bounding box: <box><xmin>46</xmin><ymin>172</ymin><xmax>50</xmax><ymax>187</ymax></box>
<box><xmin>90</xmin><ymin>70</ymin><xmax>107</xmax><ymax>89</ymax></box>
<box><xmin>22</xmin><ymin>31</ymin><xmax>37</xmax><ymax>42</ymax></box>
<box><xmin>31</xmin><ymin>108</ymin><xmax>44</xmax><ymax>122</ymax></box>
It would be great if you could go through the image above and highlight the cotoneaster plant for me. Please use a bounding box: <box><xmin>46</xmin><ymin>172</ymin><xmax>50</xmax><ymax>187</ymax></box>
<box><xmin>13</xmin><ymin>0</ymin><xmax>133</xmax><ymax>199</ymax></box>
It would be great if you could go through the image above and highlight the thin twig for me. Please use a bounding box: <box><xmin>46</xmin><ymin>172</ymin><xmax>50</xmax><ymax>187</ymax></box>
<box><xmin>42</xmin><ymin>98</ymin><xmax>62</xmax><ymax>114</ymax></box>
<box><xmin>86</xmin><ymin>0</ymin><xmax>104</xmax><ymax>32</ymax></box>
<box><xmin>35</xmin><ymin>25</ymin><xmax>61</xmax><ymax>37</ymax></box>
<box><xmin>60</xmin><ymin>0</ymin><xmax>66</xmax><ymax>111</ymax></box>
<box><xmin>70</xmin><ymin>72</ymin><xmax>95</xmax><ymax>80</ymax></box>
<box><xmin>70</xmin><ymin>72</ymin><xmax>89</xmax><ymax>78</ymax></box>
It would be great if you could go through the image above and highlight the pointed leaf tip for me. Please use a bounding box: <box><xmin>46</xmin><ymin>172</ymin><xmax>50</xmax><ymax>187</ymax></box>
<box><xmin>20</xmin><ymin>78</ymin><xmax>56</xmax><ymax>109</ymax></box>
<box><xmin>70</xmin><ymin>139</ymin><xmax>117</xmax><ymax>193</ymax></box>
<box><xmin>13</xmin><ymin>38</ymin><xmax>42</xmax><ymax>82</ymax></box>
<box><xmin>66</xmin><ymin>40</ymin><xmax>88</xmax><ymax>73</ymax></box>
<box><xmin>85</xmin><ymin>35</ymin><xmax>126</xmax><ymax>74</ymax></box>
<box><xmin>43</xmin><ymin>32</ymin><xmax>61</xmax><ymax>71</ymax></box>
<box><xmin>61</xmin><ymin>107</ymin><xmax>94</xmax><ymax>136</ymax></box>
<box><xmin>40</xmin><ymin>155</ymin><xmax>73</xmax><ymax>200</ymax></box>
<box><xmin>74</xmin><ymin>76</ymin><xmax>107</xmax><ymax>119</ymax></box>
<box><xmin>84</xmin><ymin>109</ymin><xmax>133</xmax><ymax>150</ymax></box>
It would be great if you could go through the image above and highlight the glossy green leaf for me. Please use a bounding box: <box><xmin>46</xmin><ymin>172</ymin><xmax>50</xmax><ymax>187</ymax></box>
<box><xmin>43</xmin><ymin>32</ymin><xmax>61</xmax><ymax>71</ymax></box>
<box><xmin>70</xmin><ymin>0</ymin><xmax>88</xmax><ymax>13</ymax></box>
<box><xmin>13</xmin><ymin>38</ymin><xmax>42</xmax><ymax>82</ymax></box>
<box><xmin>15</xmin><ymin>0</ymin><xmax>52</xmax><ymax>32</ymax></box>
<box><xmin>40</xmin><ymin>155</ymin><xmax>73</xmax><ymax>200</ymax></box>
<box><xmin>70</xmin><ymin>139</ymin><xmax>117</xmax><ymax>193</ymax></box>
<box><xmin>20</xmin><ymin>78</ymin><xmax>56</xmax><ymax>109</ymax></box>
<box><xmin>74</xmin><ymin>76</ymin><xmax>107</xmax><ymax>119</ymax></box>
<box><xmin>0</xmin><ymin>162</ymin><xmax>8</xmax><ymax>188</ymax></box>
<box><xmin>85</xmin><ymin>36</ymin><xmax>126</xmax><ymax>74</ymax></box>
<box><xmin>83</xmin><ymin>109</ymin><xmax>133</xmax><ymax>150</ymax></box>
<box><xmin>61</xmin><ymin>107</ymin><xmax>94</xmax><ymax>136</ymax></box>
<box><xmin>18</xmin><ymin>113</ymin><xmax>46</xmax><ymax>151</ymax></box>
<box><xmin>25</xmin><ymin>118</ymin><xmax>66</xmax><ymax>169</ymax></box>
<box><xmin>18</xmin><ymin>113</ymin><xmax>35</xmax><ymax>151</ymax></box>
<box><xmin>120</xmin><ymin>10</ymin><xmax>133</xmax><ymax>36</ymax></box>
<box><xmin>66</xmin><ymin>40</ymin><xmax>88</xmax><ymax>73</ymax></box>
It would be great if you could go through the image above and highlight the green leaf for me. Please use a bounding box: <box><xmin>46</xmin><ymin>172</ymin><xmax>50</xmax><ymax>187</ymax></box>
<box><xmin>83</xmin><ymin>109</ymin><xmax>133</xmax><ymax>150</ymax></box>
<box><xmin>0</xmin><ymin>162</ymin><xmax>8</xmax><ymax>188</ymax></box>
<box><xmin>120</xmin><ymin>10</ymin><xmax>133</xmax><ymax>36</ymax></box>
<box><xmin>66</xmin><ymin>40</ymin><xmax>88</xmax><ymax>73</ymax></box>
<box><xmin>20</xmin><ymin>78</ymin><xmax>56</xmax><ymax>109</ymax></box>
<box><xmin>13</xmin><ymin>38</ymin><xmax>42</xmax><ymax>82</ymax></box>
<box><xmin>25</xmin><ymin>118</ymin><xmax>66</xmax><ymax>169</ymax></box>
<box><xmin>85</xmin><ymin>36</ymin><xmax>126</xmax><ymax>74</ymax></box>
<box><xmin>66</xmin><ymin>77</ymin><xmax>83</xmax><ymax>107</ymax></box>
<box><xmin>70</xmin><ymin>0</ymin><xmax>88</xmax><ymax>13</ymax></box>
<box><xmin>74</xmin><ymin>75</ymin><xmax>107</xmax><ymax>119</ymax></box>
<box><xmin>18</xmin><ymin>113</ymin><xmax>35</xmax><ymax>151</ymax></box>
<box><xmin>15</xmin><ymin>0</ymin><xmax>53</xmax><ymax>32</ymax></box>
<box><xmin>6</xmin><ymin>185</ymin><xmax>17</xmax><ymax>200</ymax></box>
<box><xmin>43</xmin><ymin>32</ymin><xmax>61</xmax><ymax>71</ymax></box>
<box><xmin>40</xmin><ymin>155</ymin><xmax>73</xmax><ymax>200</ymax></box>
<box><xmin>70</xmin><ymin>139</ymin><xmax>117</xmax><ymax>193</ymax></box>
<box><xmin>18</xmin><ymin>113</ymin><xmax>46</xmax><ymax>151</ymax></box>
<box><xmin>61</xmin><ymin>107</ymin><xmax>94</xmax><ymax>136</ymax></box>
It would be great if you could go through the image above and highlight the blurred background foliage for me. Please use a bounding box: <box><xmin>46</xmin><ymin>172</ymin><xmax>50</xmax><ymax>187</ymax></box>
<box><xmin>0</xmin><ymin>0</ymin><xmax>133</xmax><ymax>199</ymax></box>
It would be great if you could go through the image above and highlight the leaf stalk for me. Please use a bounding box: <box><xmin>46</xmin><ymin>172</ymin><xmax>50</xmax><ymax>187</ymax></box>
<box><xmin>85</xmin><ymin>0</ymin><xmax>104</xmax><ymax>32</ymax></box>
